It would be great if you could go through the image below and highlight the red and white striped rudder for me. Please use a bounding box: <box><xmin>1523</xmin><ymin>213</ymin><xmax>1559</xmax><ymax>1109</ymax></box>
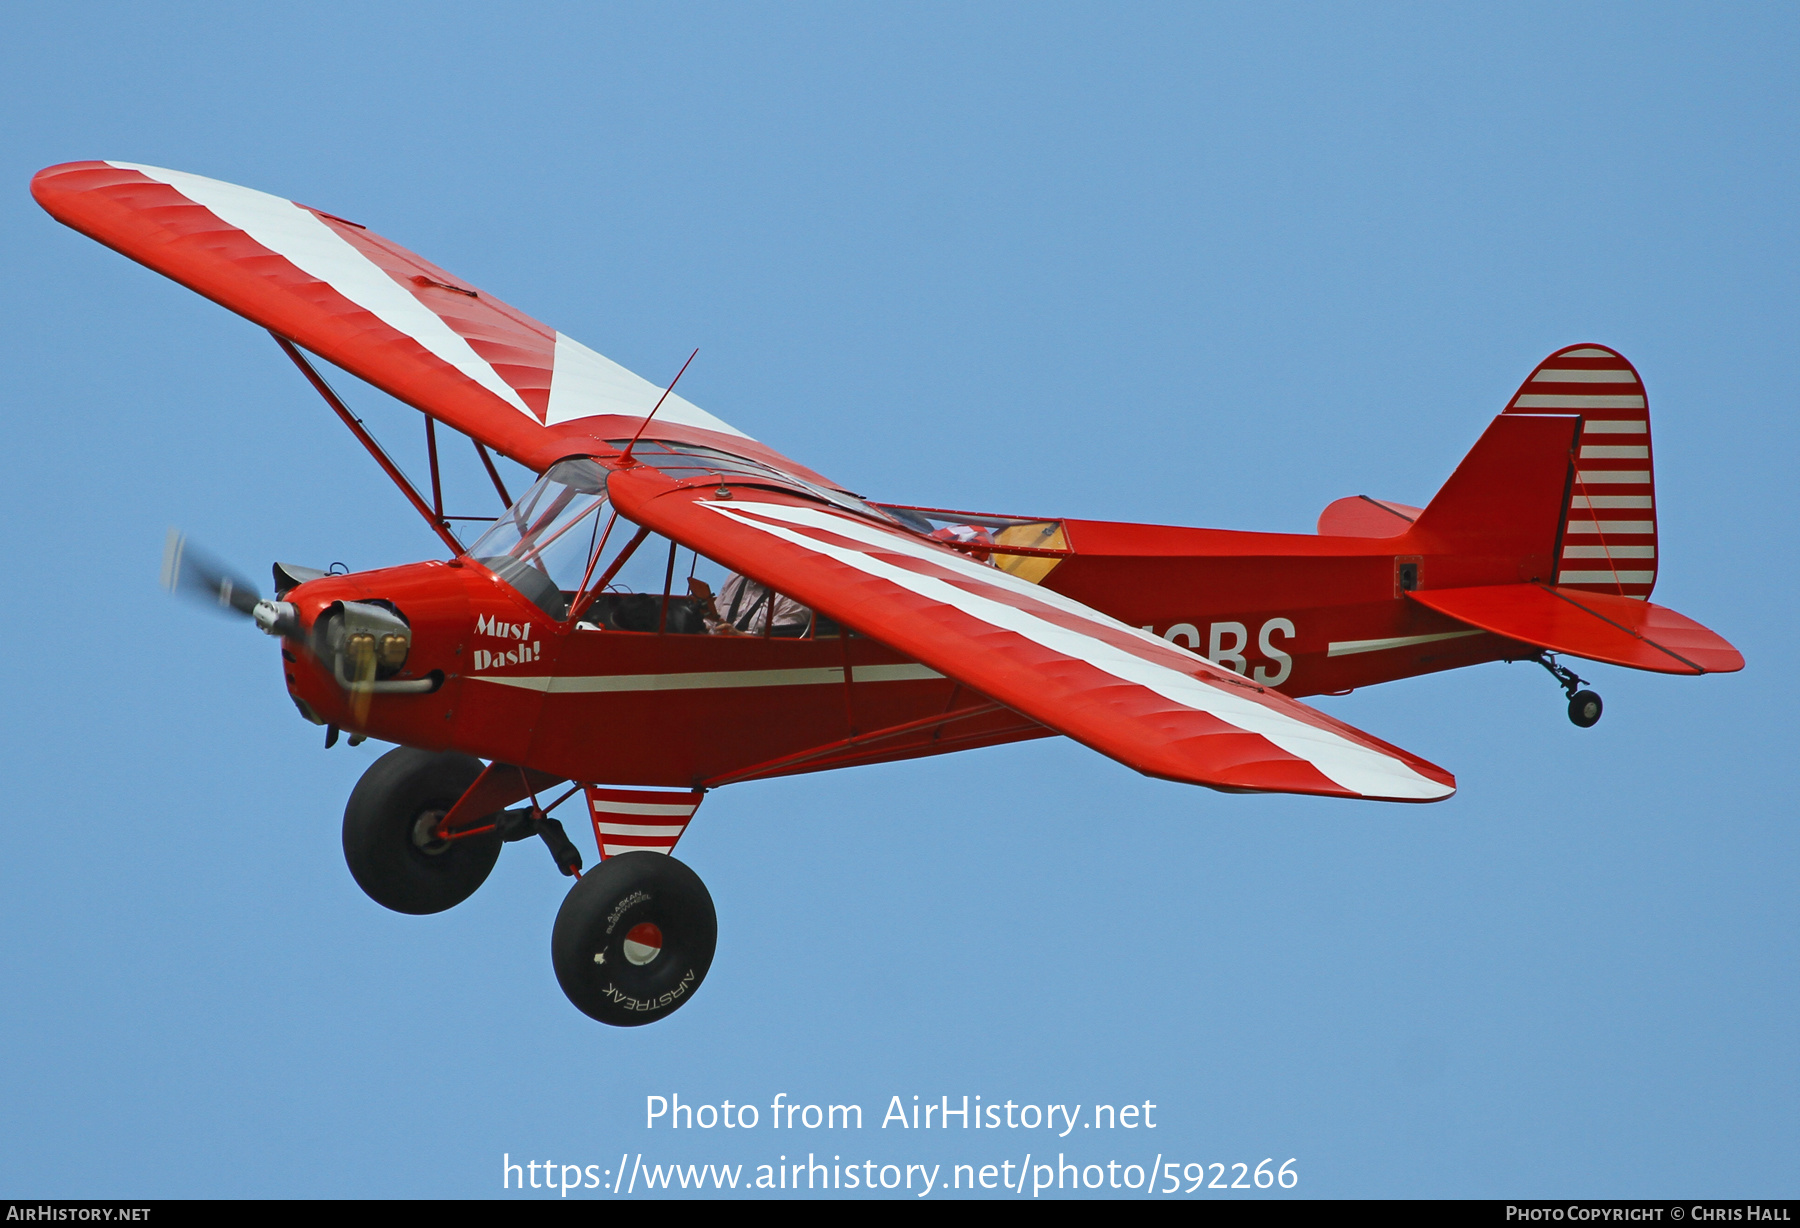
<box><xmin>1504</xmin><ymin>344</ymin><xmax>1658</xmax><ymax>599</ymax></box>
<box><xmin>584</xmin><ymin>787</ymin><xmax>703</xmax><ymax>860</ymax></box>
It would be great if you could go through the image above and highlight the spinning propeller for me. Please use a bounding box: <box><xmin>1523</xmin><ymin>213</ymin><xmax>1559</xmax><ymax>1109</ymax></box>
<box><xmin>161</xmin><ymin>530</ymin><xmax>425</xmax><ymax>733</ymax></box>
<box><xmin>160</xmin><ymin>528</ymin><xmax>302</xmax><ymax>637</ymax></box>
<box><xmin>160</xmin><ymin>528</ymin><xmax>261</xmax><ymax>618</ymax></box>
<box><xmin>160</xmin><ymin>527</ymin><xmax>363</xmax><ymax>732</ymax></box>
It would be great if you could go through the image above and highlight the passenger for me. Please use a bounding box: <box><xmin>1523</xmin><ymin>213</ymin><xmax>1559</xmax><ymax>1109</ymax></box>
<box><xmin>687</xmin><ymin>575</ymin><xmax>811</xmax><ymax>637</ymax></box>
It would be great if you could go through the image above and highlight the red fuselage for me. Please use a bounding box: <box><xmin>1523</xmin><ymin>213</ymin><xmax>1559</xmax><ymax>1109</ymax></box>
<box><xmin>281</xmin><ymin>516</ymin><xmax>1510</xmax><ymax>791</ymax></box>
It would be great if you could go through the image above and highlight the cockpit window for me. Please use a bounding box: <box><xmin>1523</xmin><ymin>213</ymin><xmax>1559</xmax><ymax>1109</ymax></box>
<box><xmin>465</xmin><ymin>458</ymin><xmax>613</xmax><ymax>618</ymax></box>
<box><xmin>465</xmin><ymin>455</ymin><xmax>838</xmax><ymax>636</ymax></box>
<box><xmin>876</xmin><ymin>504</ymin><xmax>1069</xmax><ymax>584</ymax></box>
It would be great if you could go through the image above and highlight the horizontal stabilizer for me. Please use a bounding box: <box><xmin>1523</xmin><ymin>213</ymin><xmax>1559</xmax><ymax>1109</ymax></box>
<box><xmin>1408</xmin><ymin>584</ymin><xmax>1742</xmax><ymax>675</ymax></box>
<box><xmin>1317</xmin><ymin>496</ymin><xmax>1423</xmax><ymax>538</ymax></box>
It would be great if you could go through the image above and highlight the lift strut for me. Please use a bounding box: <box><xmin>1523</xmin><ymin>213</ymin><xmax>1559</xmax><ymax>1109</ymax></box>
<box><xmin>272</xmin><ymin>332</ymin><xmax>465</xmax><ymax>555</ymax></box>
<box><xmin>702</xmin><ymin>701</ymin><xmax>1025</xmax><ymax>788</ymax></box>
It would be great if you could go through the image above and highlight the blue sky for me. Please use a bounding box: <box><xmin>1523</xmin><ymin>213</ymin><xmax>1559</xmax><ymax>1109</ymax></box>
<box><xmin>1</xmin><ymin>2</ymin><xmax>1793</xmax><ymax>1199</ymax></box>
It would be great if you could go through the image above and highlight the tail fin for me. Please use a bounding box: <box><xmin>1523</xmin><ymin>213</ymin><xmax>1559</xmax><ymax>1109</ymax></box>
<box><xmin>1412</xmin><ymin>344</ymin><xmax>1657</xmax><ymax>598</ymax></box>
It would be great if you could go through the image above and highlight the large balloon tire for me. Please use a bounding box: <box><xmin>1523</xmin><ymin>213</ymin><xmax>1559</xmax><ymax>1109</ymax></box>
<box><xmin>552</xmin><ymin>852</ymin><xmax>717</xmax><ymax>1027</ymax></box>
<box><xmin>342</xmin><ymin>747</ymin><xmax>502</xmax><ymax>915</ymax></box>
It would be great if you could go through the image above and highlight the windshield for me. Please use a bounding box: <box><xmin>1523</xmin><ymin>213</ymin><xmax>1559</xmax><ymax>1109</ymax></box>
<box><xmin>466</xmin><ymin>458</ymin><xmax>614</xmax><ymax>618</ymax></box>
<box><xmin>465</xmin><ymin>455</ymin><xmax>834</xmax><ymax>635</ymax></box>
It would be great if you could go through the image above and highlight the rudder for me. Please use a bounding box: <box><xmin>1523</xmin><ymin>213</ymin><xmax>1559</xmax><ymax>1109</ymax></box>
<box><xmin>1412</xmin><ymin>344</ymin><xmax>1657</xmax><ymax>597</ymax></box>
<box><xmin>1504</xmin><ymin>344</ymin><xmax>1657</xmax><ymax>598</ymax></box>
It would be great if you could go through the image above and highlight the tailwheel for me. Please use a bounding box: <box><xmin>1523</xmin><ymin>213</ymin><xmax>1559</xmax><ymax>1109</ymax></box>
<box><xmin>552</xmin><ymin>852</ymin><xmax>717</xmax><ymax>1027</ymax></box>
<box><xmin>342</xmin><ymin>748</ymin><xmax>502</xmax><ymax>914</ymax></box>
<box><xmin>1531</xmin><ymin>651</ymin><xmax>1603</xmax><ymax>730</ymax></box>
<box><xmin>1568</xmin><ymin>689</ymin><xmax>1603</xmax><ymax>728</ymax></box>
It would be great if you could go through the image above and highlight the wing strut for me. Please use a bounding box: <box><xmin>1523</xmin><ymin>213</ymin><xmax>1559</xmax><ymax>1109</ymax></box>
<box><xmin>473</xmin><ymin>440</ymin><xmax>513</xmax><ymax>508</ymax></box>
<box><xmin>272</xmin><ymin>332</ymin><xmax>464</xmax><ymax>555</ymax></box>
<box><xmin>701</xmin><ymin>700</ymin><xmax>1026</xmax><ymax>788</ymax></box>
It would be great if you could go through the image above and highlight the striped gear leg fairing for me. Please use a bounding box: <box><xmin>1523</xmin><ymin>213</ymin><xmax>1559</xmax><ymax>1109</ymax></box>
<box><xmin>1504</xmin><ymin>344</ymin><xmax>1658</xmax><ymax>599</ymax></box>
<box><xmin>585</xmin><ymin>787</ymin><xmax>703</xmax><ymax>860</ymax></box>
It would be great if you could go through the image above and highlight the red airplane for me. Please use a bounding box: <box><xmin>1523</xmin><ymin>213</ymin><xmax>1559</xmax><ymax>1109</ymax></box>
<box><xmin>33</xmin><ymin>161</ymin><xmax>1744</xmax><ymax>1027</ymax></box>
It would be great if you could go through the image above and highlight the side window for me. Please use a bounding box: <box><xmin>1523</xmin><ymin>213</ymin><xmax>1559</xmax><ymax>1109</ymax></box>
<box><xmin>577</xmin><ymin>530</ymin><xmax>699</xmax><ymax>634</ymax></box>
<box><xmin>878</xmin><ymin>506</ymin><xmax>1067</xmax><ymax>585</ymax></box>
<box><xmin>576</xmin><ymin>529</ymin><xmax>834</xmax><ymax>638</ymax></box>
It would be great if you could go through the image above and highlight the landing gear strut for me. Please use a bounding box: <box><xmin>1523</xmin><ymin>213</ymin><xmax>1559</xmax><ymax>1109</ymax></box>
<box><xmin>1532</xmin><ymin>652</ymin><xmax>1603</xmax><ymax>728</ymax></box>
<box><xmin>495</xmin><ymin>806</ymin><xmax>584</xmax><ymax>877</ymax></box>
<box><xmin>342</xmin><ymin>750</ymin><xmax>584</xmax><ymax>914</ymax></box>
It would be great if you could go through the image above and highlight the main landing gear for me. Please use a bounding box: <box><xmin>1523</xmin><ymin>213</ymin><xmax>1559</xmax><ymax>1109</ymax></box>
<box><xmin>341</xmin><ymin>747</ymin><xmax>583</xmax><ymax>915</ymax></box>
<box><xmin>341</xmin><ymin>749</ymin><xmax>717</xmax><ymax>1025</ymax></box>
<box><xmin>551</xmin><ymin>853</ymin><xmax>718</xmax><ymax>1027</ymax></box>
<box><xmin>342</xmin><ymin>749</ymin><xmax>503</xmax><ymax>914</ymax></box>
<box><xmin>1531</xmin><ymin>652</ymin><xmax>1603</xmax><ymax>728</ymax></box>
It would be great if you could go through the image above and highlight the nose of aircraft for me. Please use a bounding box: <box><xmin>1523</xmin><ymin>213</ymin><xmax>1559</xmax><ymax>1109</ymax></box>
<box><xmin>263</xmin><ymin>557</ymin><xmax>480</xmax><ymax>744</ymax></box>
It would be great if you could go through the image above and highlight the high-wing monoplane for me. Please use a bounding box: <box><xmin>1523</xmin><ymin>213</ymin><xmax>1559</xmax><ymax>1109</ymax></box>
<box><xmin>33</xmin><ymin>161</ymin><xmax>1744</xmax><ymax>1025</ymax></box>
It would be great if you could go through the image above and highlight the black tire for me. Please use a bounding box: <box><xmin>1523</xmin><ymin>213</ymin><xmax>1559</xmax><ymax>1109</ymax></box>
<box><xmin>552</xmin><ymin>853</ymin><xmax>717</xmax><ymax>1026</ymax></box>
<box><xmin>342</xmin><ymin>747</ymin><xmax>503</xmax><ymax>914</ymax></box>
<box><xmin>1568</xmin><ymin>689</ymin><xmax>1603</xmax><ymax>728</ymax></box>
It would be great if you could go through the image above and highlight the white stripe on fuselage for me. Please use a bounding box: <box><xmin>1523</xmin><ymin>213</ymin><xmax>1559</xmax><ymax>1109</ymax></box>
<box><xmin>1326</xmin><ymin>630</ymin><xmax>1484</xmax><ymax>657</ymax></box>
<box><xmin>468</xmin><ymin>661</ymin><xmax>942</xmax><ymax>692</ymax></box>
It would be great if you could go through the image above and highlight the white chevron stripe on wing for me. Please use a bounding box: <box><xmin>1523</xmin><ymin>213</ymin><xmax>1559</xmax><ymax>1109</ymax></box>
<box><xmin>546</xmin><ymin>331</ymin><xmax>748</xmax><ymax>436</ymax></box>
<box><xmin>113</xmin><ymin>162</ymin><xmax>534</xmax><ymax>418</ymax></box>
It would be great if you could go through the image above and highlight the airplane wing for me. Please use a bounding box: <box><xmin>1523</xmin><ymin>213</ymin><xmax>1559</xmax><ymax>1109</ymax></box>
<box><xmin>607</xmin><ymin>466</ymin><xmax>1457</xmax><ymax>802</ymax></box>
<box><xmin>30</xmin><ymin>160</ymin><xmax>830</xmax><ymax>482</ymax></box>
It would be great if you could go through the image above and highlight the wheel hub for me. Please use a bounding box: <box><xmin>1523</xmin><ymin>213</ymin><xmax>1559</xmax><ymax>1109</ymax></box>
<box><xmin>622</xmin><ymin>922</ymin><xmax>663</xmax><ymax>966</ymax></box>
<box><xmin>411</xmin><ymin>810</ymin><xmax>451</xmax><ymax>855</ymax></box>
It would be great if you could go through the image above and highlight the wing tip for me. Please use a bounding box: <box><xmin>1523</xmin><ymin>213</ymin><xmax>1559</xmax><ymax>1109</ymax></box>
<box><xmin>1148</xmin><ymin>754</ymin><xmax>1457</xmax><ymax>803</ymax></box>
<box><xmin>29</xmin><ymin>161</ymin><xmax>92</xmax><ymax>207</ymax></box>
<box><xmin>1384</xmin><ymin>778</ymin><xmax>1458</xmax><ymax>804</ymax></box>
<box><xmin>30</xmin><ymin>160</ymin><xmax>149</xmax><ymax>222</ymax></box>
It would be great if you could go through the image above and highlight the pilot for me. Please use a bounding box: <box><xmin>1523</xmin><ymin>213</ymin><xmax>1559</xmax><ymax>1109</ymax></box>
<box><xmin>688</xmin><ymin>575</ymin><xmax>811</xmax><ymax>637</ymax></box>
